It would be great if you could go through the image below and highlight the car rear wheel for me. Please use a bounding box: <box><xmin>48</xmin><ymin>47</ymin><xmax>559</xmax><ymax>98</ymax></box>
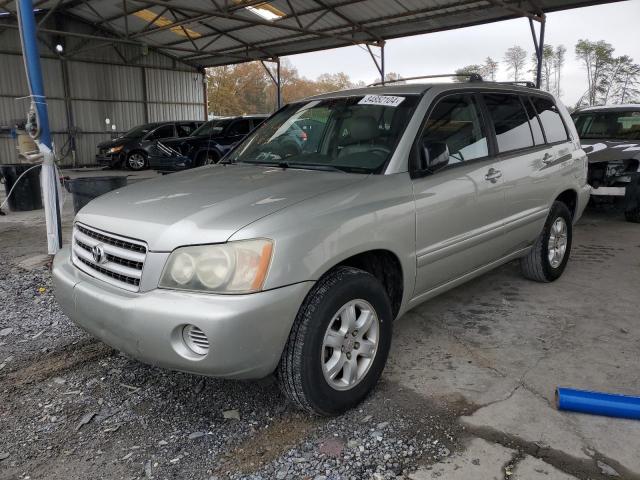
<box><xmin>520</xmin><ymin>201</ymin><xmax>572</xmax><ymax>282</ymax></box>
<box><xmin>126</xmin><ymin>151</ymin><xmax>147</xmax><ymax>171</ymax></box>
<box><xmin>277</xmin><ymin>266</ymin><xmax>392</xmax><ymax>416</ymax></box>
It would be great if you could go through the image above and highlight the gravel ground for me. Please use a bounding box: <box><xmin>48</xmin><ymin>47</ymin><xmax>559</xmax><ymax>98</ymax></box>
<box><xmin>0</xmin><ymin>253</ymin><xmax>460</xmax><ymax>480</ymax></box>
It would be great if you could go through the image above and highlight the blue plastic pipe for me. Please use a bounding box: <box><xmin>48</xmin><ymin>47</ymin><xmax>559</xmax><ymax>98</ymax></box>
<box><xmin>556</xmin><ymin>387</ymin><xmax>640</xmax><ymax>420</ymax></box>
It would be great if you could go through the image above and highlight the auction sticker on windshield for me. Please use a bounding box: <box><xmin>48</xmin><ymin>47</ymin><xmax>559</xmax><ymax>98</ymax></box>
<box><xmin>358</xmin><ymin>95</ymin><xmax>405</xmax><ymax>107</ymax></box>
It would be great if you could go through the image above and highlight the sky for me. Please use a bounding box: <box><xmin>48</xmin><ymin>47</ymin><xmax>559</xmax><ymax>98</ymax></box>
<box><xmin>287</xmin><ymin>1</ymin><xmax>640</xmax><ymax>107</ymax></box>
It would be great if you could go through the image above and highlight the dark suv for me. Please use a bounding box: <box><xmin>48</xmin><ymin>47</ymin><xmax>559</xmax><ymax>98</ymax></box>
<box><xmin>147</xmin><ymin>115</ymin><xmax>267</xmax><ymax>172</ymax></box>
<box><xmin>96</xmin><ymin>121</ymin><xmax>204</xmax><ymax>171</ymax></box>
<box><xmin>572</xmin><ymin>105</ymin><xmax>640</xmax><ymax>222</ymax></box>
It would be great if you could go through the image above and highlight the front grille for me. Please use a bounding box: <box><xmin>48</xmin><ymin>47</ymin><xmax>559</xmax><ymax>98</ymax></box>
<box><xmin>71</xmin><ymin>223</ymin><xmax>147</xmax><ymax>292</ymax></box>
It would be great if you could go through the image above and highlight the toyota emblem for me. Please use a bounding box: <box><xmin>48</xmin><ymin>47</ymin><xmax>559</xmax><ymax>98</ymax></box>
<box><xmin>91</xmin><ymin>244</ymin><xmax>106</xmax><ymax>264</ymax></box>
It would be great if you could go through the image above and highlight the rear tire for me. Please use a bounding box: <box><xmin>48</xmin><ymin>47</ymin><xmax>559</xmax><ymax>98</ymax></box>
<box><xmin>277</xmin><ymin>266</ymin><xmax>393</xmax><ymax>416</ymax></box>
<box><xmin>520</xmin><ymin>201</ymin><xmax>572</xmax><ymax>282</ymax></box>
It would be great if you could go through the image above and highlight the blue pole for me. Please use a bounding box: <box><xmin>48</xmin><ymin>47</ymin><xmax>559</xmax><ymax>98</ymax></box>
<box><xmin>17</xmin><ymin>0</ymin><xmax>62</xmax><ymax>252</ymax></box>
<box><xmin>556</xmin><ymin>387</ymin><xmax>640</xmax><ymax>420</ymax></box>
<box><xmin>17</xmin><ymin>0</ymin><xmax>51</xmax><ymax>148</ymax></box>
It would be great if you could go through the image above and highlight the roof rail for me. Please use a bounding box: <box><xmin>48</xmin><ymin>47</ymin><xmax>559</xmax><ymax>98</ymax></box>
<box><xmin>490</xmin><ymin>81</ymin><xmax>538</xmax><ymax>88</ymax></box>
<box><xmin>369</xmin><ymin>73</ymin><xmax>483</xmax><ymax>86</ymax></box>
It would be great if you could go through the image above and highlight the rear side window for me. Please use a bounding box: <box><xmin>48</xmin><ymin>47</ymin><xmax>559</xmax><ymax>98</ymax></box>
<box><xmin>522</xmin><ymin>98</ymin><xmax>545</xmax><ymax>145</ymax></box>
<box><xmin>147</xmin><ymin>124</ymin><xmax>175</xmax><ymax>140</ymax></box>
<box><xmin>483</xmin><ymin>94</ymin><xmax>534</xmax><ymax>153</ymax></box>
<box><xmin>530</xmin><ymin>97</ymin><xmax>569</xmax><ymax>143</ymax></box>
<box><xmin>419</xmin><ymin>94</ymin><xmax>489</xmax><ymax>169</ymax></box>
<box><xmin>176</xmin><ymin>122</ymin><xmax>196</xmax><ymax>137</ymax></box>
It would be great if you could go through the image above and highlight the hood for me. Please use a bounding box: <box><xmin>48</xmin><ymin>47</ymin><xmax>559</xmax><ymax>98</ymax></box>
<box><xmin>580</xmin><ymin>139</ymin><xmax>640</xmax><ymax>164</ymax></box>
<box><xmin>76</xmin><ymin>164</ymin><xmax>366</xmax><ymax>251</ymax></box>
<box><xmin>97</xmin><ymin>137</ymin><xmax>129</xmax><ymax>149</ymax></box>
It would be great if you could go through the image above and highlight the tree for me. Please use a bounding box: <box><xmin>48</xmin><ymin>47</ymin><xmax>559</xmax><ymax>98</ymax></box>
<box><xmin>575</xmin><ymin>39</ymin><xmax>615</xmax><ymax>106</ymax></box>
<box><xmin>553</xmin><ymin>45</ymin><xmax>566</xmax><ymax>98</ymax></box>
<box><xmin>454</xmin><ymin>64</ymin><xmax>484</xmax><ymax>81</ymax></box>
<box><xmin>206</xmin><ymin>60</ymin><xmax>360</xmax><ymax>115</ymax></box>
<box><xmin>615</xmin><ymin>60</ymin><xmax>640</xmax><ymax>103</ymax></box>
<box><xmin>530</xmin><ymin>44</ymin><xmax>555</xmax><ymax>91</ymax></box>
<box><xmin>484</xmin><ymin>57</ymin><xmax>499</xmax><ymax>81</ymax></box>
<box><xmin>504</xmin><ymin>45</ymin><xmax>527</xmax><ymax>81</ymax></box>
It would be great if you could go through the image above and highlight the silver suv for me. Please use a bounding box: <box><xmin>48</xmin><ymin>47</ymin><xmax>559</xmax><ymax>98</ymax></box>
<box><xmin>53</xmin><ymin>81</ymin><xmax>590</xmax><ymax>415</ymax></box>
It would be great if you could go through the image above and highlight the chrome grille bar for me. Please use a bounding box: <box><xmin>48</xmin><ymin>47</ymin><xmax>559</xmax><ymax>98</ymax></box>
<box><xmin>71</xmin><ymin>223</ymin><xmax>147</xmax><ymax>292</ymax></box>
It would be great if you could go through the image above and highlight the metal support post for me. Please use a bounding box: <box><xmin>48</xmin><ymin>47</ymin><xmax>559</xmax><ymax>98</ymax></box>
<box><xmin>529</xmin><ymin>15</ymin><xmax>546</xmax><ymax>88</ymax></box>
<box><xmin>17</xmin><ymin>0</ymin><xmax>63</xmax><ymax>254</ymax></box>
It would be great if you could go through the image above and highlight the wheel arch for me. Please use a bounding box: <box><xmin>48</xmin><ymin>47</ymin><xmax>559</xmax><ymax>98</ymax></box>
<box><xmin>554</xmin><ymin>189</ymin><xmax>578</xmax><ymax>219</ymax></box>
<box><xmin>321</xmin><ymin>249</ymin><xmax>404</xmax><ymax>320</ymax></box>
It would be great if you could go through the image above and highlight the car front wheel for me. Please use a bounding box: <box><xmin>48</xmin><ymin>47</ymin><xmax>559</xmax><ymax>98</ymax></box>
<box><xmin>520</xmin><ymin>201</ymin><xmax>573</xmax><ymax>282</ymax></box>
<box><xmin>126</xmin><ymin>152</ymin><xmax>147</xmax><ymax>171</ymax></box>
<box><xmin>278</xmin><ymin>266</ymin><xmax>393</xmax><ymax>416</ymax></box>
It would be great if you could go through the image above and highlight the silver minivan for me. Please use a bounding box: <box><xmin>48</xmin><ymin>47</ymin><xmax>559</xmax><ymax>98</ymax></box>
<box><xmin>53</xmin><ymin>81</ymin><xmax>590</xmax><ymax>415</ymax></box>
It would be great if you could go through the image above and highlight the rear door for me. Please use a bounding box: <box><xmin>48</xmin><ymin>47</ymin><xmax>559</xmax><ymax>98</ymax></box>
<box><xmin>412</xmin><ymin>92</ymin><xmax>506</xmax><ymax>296</ymax></box>
<box><xmin>482</xmin><ymin>92</ymin><xmax>554</xmax><ymax>251</ymax></box>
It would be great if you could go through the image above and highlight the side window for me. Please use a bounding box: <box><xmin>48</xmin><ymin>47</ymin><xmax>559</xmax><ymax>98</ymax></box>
<box><xmin>522</xmin><ymin>97</ymin><xmax>545</xmax><ymax>145</ymax></box>
<box><xmin>251</xmin><ymin>118</ymin><xmax>265</xmax><ymax>129</ymax></box>
<box><xmin>148</xmin><ymin>124</ymin><xmax>175</xmax><ymax>140</ymax></box>
<box><xmin>418</xmin><ymin>94</ymin><xmax>488</xmax><ymax>172</ymax></box>
<box><xmin>176</xmin><ymin>122</ymin><xmax>196</xmax><ymax>137</ymax></box>
<box><xmin>228</xmin><ymin>120</ymin><xmax>251</xmax><ymax>136</ymax></box>
<box><xmin>483</xmin><ymin>93</ymin><xmax>534</xmax><ymax>153</ymax></box>
<box><xmin>531</xmin><ymin>97</ymin><xmax>569</xmax><ymax>143</ymax></box>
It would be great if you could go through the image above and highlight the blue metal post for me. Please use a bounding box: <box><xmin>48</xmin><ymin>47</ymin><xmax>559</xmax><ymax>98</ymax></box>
<box><xmin>17</xmin><ymin>0</ymin><xmax>51</xmax><ymax>148</ymax></box>
<box><xmin>17</xmin><ymin>0</ymin><xmax>63</xmax><ymax>252</ymax></box>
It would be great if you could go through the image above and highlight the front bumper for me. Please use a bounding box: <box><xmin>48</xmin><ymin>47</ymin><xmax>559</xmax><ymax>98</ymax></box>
<box><xmin>96</xmin><ymin>154</ymin><xmax>120</xmax><ymax>167</ymax></box>
<box><xmin>52</xmin><ymin>246</ymin><xmax>312</xmax><ymax>379</ymax></box>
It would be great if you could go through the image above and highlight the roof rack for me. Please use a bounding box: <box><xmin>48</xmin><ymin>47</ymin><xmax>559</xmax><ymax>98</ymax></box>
<box><xmin>491</xmin><ymin>81</ymin><xmax>538</xmax><ymax>88</ymax></box>
<box><xmin>369</xmin><ymin>73</ymin><xmax>483</xmax><ymax>86</ymax></box>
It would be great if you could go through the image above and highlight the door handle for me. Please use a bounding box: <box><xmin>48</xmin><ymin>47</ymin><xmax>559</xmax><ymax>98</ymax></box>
<box><xmin>485</xmin><ymin>168</ymin><xmax>502</xmax><ymax>182</ymax></box>
<box><xmin>542</xmin><ymin>152</ymin><xmax>555</xmax><ymax>164</ymax></box>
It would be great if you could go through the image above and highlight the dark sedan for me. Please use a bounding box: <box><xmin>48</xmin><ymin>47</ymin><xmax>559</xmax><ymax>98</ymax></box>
<box><xmin>147</xmin><ymin>115</ymin><xmax>267</xmax><ymax>172</ymax></box>
<box><xmin>96</xmin><ymin>121</ymin><xmax>204</xmax><ymax>170</ymax></box>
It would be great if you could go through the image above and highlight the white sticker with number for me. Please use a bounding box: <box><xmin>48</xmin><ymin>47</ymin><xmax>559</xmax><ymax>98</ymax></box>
<box><xmin>358</xmin><ymin>95</ymin><xmax>405</xmax><ymax>107</ymax></box>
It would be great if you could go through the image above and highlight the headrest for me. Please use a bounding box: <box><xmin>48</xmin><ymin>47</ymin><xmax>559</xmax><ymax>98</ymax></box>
<box><xmin>349</xmin><ymin>115</ymin><xmax>378</xmax><ymax>142</ymax></box>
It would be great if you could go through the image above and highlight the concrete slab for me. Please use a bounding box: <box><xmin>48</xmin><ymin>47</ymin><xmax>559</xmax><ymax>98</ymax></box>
<box><xmin>513</xmin><ymin>455</ymin><xmax>579</xmax><ymax>480</ymax></box>
<box><xmin>409</xmin><ymin>438</ymin><xmax>514</xmax><ymax>480</ymax></box>
<box><xmin>461</xmin><ymin>387</ymin><xmax>589</xmax><ymax>461</ymax></box>
<box><xmin>387</xmin><ymin>210</ymin><xmax>640</xmax><ymax>477</ymax></box>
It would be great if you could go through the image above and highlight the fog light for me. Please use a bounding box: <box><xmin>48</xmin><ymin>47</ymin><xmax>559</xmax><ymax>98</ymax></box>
<box><xmin>182</xmin><ymin>325</ymin><xmax>209</xmax><ymax>356</ymax></box>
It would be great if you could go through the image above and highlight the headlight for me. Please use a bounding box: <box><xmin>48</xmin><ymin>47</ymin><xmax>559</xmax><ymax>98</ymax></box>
<box><xmin>108</xmin><ymin>145</ymin><xmax>124</xmax><ymax>154</ymax></box>
<box><xmin>159</xmin><ymin>239</ymin><xmax>273</xmax><ymax>294</ymax></box>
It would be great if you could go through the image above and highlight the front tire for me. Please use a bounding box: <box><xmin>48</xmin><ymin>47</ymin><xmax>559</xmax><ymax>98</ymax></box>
<box><xmin>277</xmin><ymin>266</ymin><xmax>393</xmax><ymax>416</ymax></box>
<box><xmin>520</xmin><ymin>201</ymin><xmax>572</xmax><ymax>282</ymax></box>
<box><xmin>126</xmin><ymin>151</ymin><xmax>147</xmax><ymax>171</ymax></box>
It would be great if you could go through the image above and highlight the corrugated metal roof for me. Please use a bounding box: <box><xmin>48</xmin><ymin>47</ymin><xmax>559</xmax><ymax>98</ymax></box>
<box><xmin>0</xmin><ymin>0</ymin><xmax>622</xmax><ymax>68</ymax></box>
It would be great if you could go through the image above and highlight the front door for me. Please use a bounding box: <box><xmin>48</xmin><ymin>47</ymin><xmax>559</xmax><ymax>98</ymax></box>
<box><xmin>412</xmin><ymin>93</ymin><xmax>506</xmax><ymax>297</ymax></box>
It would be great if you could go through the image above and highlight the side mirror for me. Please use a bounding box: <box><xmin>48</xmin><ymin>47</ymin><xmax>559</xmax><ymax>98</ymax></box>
<box><xmin>422</xmin><ymin>140</ymin><xmax>450</xmax><ymax>173</ymax></box>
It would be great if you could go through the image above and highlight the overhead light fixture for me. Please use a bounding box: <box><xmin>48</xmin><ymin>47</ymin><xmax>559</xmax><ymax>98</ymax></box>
<box><xmin>55</xmin><ymin>43</ymin><xmax>64</xmax><ymax>53</ymax></box>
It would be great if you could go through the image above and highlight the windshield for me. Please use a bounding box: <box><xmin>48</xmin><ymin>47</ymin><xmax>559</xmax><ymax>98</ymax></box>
<box><xmin>227</xmin><ymin>95</ymin><xmax>419</xmax><ymax>173</ymax></box>
<box><xmin>192</xmin><ymin>119</ymin><xmax>232</xmax><ymax>137</ymax></box>
<box><xmin>573</xmin><ymin>110</ymin><xmax>640</xmax><ymax>140</ymax></box>
<box><xmin>124</xmin><ymin>124</ymin><xmax>156</xmax><ymax>138</ymax></box>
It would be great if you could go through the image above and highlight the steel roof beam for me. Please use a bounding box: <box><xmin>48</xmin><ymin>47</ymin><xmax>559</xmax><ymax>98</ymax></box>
<box><xmin>137</xmin><ymin>0</ymin><xmax>376</xmax><ymax>47</ymax></box>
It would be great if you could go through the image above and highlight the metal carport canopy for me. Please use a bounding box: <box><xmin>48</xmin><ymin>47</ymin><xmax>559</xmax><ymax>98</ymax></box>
<box><xmin>0</xmin><ymin>0</ymin><xmax>622</xmax><ymax>69</ymax></box>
